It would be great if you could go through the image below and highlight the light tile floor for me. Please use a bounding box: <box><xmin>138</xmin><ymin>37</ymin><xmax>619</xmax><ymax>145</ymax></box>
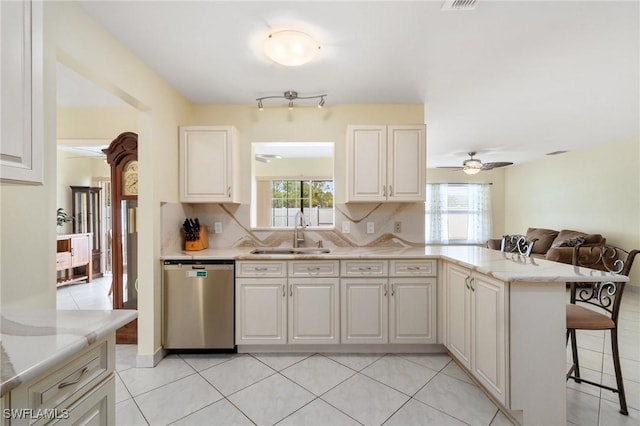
<box><xmin>57</xmin><ymin>280</ymin><xmax>640</xmax><ymax>425</ymax></box>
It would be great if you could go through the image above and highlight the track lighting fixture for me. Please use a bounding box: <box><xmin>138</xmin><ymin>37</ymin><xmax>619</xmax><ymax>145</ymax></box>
<box><xmin>256</xmin><ymin>90</ymin><xmax>327</xmax><ymax>110</ymax></box>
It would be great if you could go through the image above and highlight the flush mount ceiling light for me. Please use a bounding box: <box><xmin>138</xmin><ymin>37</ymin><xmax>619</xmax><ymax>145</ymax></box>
<box><xmin>256</xmin><ymin>90</ymin><xmax>327</xmax><ymax>110</ymax></box>
<box><xmin>263</xmin><ymin>30</ymin><xmax>321</xmax><ymax>66</ymax></box>
<box><xmin>254</xmin><ymin>154</ymin><xmax>282</xmax><ymax>163</ymax></box>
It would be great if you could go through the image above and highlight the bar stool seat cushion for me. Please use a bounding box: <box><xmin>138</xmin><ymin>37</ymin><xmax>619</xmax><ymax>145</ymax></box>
<box><xmin>567</xmin><ymin>304</ymin><xmax>615</xmax><ymax>330</ymax></box>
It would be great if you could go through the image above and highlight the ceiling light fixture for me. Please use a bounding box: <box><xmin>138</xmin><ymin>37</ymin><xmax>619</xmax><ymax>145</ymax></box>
<box><xmin>256</xmin><ymin>90</ymin><xmax>327</xmax><ymax>110</ymax></box>
<box><xmin>462</xmin><ymin>158</ymin><xmax>482</xmax><ymax>175</ymax></box>
<box><xmin>254</xmin><ymin>154</ymin><xmax>283</xmax><ymax>163</ymax></box>
<box><xmin>263</xmin><ymin>30</ymin><xmax>321</xmax><ymax>66</ymax></box>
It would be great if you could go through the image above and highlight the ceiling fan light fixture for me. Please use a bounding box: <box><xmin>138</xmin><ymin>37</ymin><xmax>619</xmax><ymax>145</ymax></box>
<box><xmin>463</xmin><ymin>165</ymin><xmax>482</xmax><ymax>175</ymax></box>
<box><xmin>263</xmin><ymin>30</ymin><xmax>321</xmax><ymax>66</ymax></box>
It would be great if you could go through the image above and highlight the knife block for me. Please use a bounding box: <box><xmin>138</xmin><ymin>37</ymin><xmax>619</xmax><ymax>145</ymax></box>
<box><xmin>185</xmin><ymin>226</ymin><xmax>209</xmax><ymax>251</ymax></box>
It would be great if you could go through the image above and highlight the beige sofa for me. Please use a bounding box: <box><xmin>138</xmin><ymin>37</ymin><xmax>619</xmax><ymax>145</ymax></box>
<box><xmin>488</xmin><ymin>228</ymin><xmax>606</xmax><ymax>264</ymax></box>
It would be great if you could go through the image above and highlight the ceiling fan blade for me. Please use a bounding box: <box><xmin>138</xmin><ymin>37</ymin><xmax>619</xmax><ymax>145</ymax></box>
<box><xmin>481</xmin><ymin>162</ymin><xmax>513</xmax><ymax>170</ymax></box>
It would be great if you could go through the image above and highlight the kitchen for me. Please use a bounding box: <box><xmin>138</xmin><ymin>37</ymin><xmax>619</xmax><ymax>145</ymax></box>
<box><xmin>2</xmin><ymin>1</ymin><xmax>639</xmax><ymax>425</ymax></box>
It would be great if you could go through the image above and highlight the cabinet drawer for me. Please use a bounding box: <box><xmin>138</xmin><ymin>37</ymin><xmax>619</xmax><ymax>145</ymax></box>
<box><xmin>390</xmin><ymin>260</ymin><xmax>436</xmax><ymax>277</ymax></box>
<box><xmin>56</xmin><ymin>252</ymin><xmax>71</xmax><ymax>271</ymax></box>
<box><xmin>236</xmin><ymin>261</ymin><xmax>286</xmax><ymax>277</ymax></box>
<box><xmin>341</xmin><ymin>260</ymin><xmax>388</xmax><ymax>277</ymax></box>
<box><xmin>289</xmin><ymin>261</ymin><xmax>339</xmax><ymax>277</ymax></box>
<box><xmin>26</xmin><ymin>339</ymin><xmax>110</xmax><ymax>422</ymax></box>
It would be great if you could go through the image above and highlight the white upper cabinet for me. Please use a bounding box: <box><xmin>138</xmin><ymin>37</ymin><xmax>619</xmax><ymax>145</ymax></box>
<box><xmin>346</xmin><ymin>125</ymin><xmax>425</xmax><ymax>202</ymax></box>
<box><xmin>179</xmin><ymin>126</ymin><xmax>240</xmax><ymax>203</ymax></box>
<box><xmin>0</xmin><ymin>0</ymin><xmax>43</xmax><ymax>184</ymax></box>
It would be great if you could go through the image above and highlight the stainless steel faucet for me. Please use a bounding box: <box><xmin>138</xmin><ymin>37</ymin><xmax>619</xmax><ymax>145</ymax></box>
<box><xmin>293</xmin><ymin>210</ymin><xmax>308</xmax><ymax>248</ymax></box>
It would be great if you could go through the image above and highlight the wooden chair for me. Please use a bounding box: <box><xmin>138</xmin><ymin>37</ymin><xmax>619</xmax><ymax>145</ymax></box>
<box><xmin>566</xmin><ymin>244</ymin><xmax>639</xmax><ymax>415</ymax></box>
<box><xmin>500</xmin><ymin>234</ymin><xmax>535</xmax><ymax>256</ymax></box>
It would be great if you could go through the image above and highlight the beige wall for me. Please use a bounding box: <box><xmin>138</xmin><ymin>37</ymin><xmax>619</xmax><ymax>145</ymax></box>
<box><xmin>57</xmin><ymin>107</ymin><xmax>138</xmax><ymax>139</ymax></box>
<box><xmin>254</xmin><ymin>157</ymin><xmax>333</xmax><ymax>178</ymax></box>
<box><xmin>190</xmin><ymin>105</ymin><xmax>424</xmax><ymax>205</ymax></box>
<box><xmin>504</xmin><ymin>137</ymin><xmax>640</xmax><ymax>284</ymax></box>
<box><xmin>426</xmin><ymin>168</ymin><xmax>506</xmax><ymax>240</ymax></box>
<box><xmin>1</xmin><ymin>2</ymin><xmax>192</xmax><ymax>365</ymax></box>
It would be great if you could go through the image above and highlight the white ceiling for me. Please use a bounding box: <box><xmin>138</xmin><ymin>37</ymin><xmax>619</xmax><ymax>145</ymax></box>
<box><xmin>60</xmin><ymin>0</ymin><xmax>639</xmax><ymax>168</ymax></box>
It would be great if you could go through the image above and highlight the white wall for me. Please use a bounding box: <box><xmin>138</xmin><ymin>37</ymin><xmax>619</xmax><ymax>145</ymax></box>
<box><xmin>504</xmin><ymin>137</ymin><xmax>640</xmax><ymax>284</ymax></box>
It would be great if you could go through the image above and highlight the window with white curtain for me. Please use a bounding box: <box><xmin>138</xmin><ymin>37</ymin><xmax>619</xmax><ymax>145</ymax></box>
<box><xmin>425</xmin><ymin>183</ymin><xmax>492</xmax><ymax>244</ymax></box>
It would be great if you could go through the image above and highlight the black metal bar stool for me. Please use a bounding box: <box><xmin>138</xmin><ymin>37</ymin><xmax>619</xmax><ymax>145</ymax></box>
<box><xmin>566</xmin><ymin>244</ymin><xmax>638</xmax><ymax>415</ymax></box>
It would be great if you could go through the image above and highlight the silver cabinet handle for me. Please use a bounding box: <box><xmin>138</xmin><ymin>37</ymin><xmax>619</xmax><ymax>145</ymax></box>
<box><xmin>389</xmin><ymin>185</ymin><xmax>393</xmax><ymax>196</ymax></box>
<box><xmin>58</xmin><ymin>367</ymin><xmax>88</xmax><ymax>389</ymax></box>
<box><xmin>227</xmin><ymin>186</ymin><xmax>231</xmax><ymax>198</ymax></box>
<box><xmin>470</xmin><ymin>278</ymin><xmax>475</xmax><ymax>292</ymax></box>
<box><xmin>289</xmin><ymin>284</ymin><xmax>293</xmax><ymax>297</ymax></box>
<box><xmin>391</xmin><ymin>283</ymin><xmax>395</xmax><ymax>296</ymax></box>
<box><xmin>407</xmin><ymin>266</ymin><xmax>421</xmax><ymax>271</ymax></box>
<box><xmin>254</xmin><ymin>267</ymin><xmax>268</xmax><ymax>272</ymax></box>
<box><xmin>465</xmin><ymin>276</ymin><xmax>471</xmax><ymax>290</ymax></box>
<box><xmin>307</xmin><ymin>267</ymin><xmax>321</xmax><ymax>274</ymax></box>
<box><xmin>383</xmin><ymin>185</ymin><xmax>387</xmax><ymax>197</ymax></box>
<box><xmin>383</xmin><ymin>283</ymin><xmax>388</xmax><ymax>297</ymax></box>
<box><xmin>282</xmin><ymin>284</ymin><xmax>285</xmax><ymax>297</ymax></box>
<box><xmin>358</xmin><ymin>267</ymin><xmax>372</xmax><ymax>271</ymax></box>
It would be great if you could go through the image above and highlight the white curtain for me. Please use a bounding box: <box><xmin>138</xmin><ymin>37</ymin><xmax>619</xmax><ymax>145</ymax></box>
<box><xmin>468</xmin><ymin>184</ymin><xmax>491</xmax><ymax>244</ymax></box>
<box><xmin>425</xmin><ymin>183</ymin><xmax>449</xmax><ymax>243</ymax></box>
<box><xmin>425</xmin><ymin>183</ymin><xmax>492</xmax><ymax>244</ymax></box>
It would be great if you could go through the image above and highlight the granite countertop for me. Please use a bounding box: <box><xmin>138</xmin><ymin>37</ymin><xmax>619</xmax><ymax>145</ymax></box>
<box><xmin>1</xmin><ymin>309</ymin><xmax>137</xmax><ymax>396</ymax></box>
<box><xmin>162</xmin><ymin>245</ymin><xmax>628</xmax><ymax>284</ymax></box>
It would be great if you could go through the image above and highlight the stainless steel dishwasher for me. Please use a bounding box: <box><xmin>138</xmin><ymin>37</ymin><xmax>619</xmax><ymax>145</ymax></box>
<box><xmin>163</xmin><ymin>259</ymin><xmax>235</xmax><ymax>350</ymax></box>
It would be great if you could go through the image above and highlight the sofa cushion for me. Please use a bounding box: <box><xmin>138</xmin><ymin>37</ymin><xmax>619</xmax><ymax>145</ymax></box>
<box><xmin>551</xmin><ymin>236</ymin><xmax>585</xmax><ymax>248</ymax></box>
<box><xmin>526</xmin><ymin>227</ymin><xmax>559</xmax><ymax>254</ymax></box>
<box><xmin>552</xmin><ymin>229</ymin><xmax>605</xmax><ymax>247</ymax></box>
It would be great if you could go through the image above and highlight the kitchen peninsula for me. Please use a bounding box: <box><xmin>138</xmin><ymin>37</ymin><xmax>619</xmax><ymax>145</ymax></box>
<box><xmin>0</xmin><ymin>309</ymin><xmax>137</xmax><ymax>424</ymax></box>
<box><xmin>163</xmin><ymin>245</ymin><xmax>628</xmax><ymax>425</ymax></box>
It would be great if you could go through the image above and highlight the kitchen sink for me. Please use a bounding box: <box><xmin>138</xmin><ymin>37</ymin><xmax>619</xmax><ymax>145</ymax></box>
<box><xmin>250</xmin><ymin>248</ymin><xmax>331</xmax><ymax>255</ymax></box>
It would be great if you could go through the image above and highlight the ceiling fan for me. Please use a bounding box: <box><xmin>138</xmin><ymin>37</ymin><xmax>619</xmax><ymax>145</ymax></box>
<box><xmin>439</xmin><ymin>152</ymin><xmax>513</xmax><ymax>175</ymax></box>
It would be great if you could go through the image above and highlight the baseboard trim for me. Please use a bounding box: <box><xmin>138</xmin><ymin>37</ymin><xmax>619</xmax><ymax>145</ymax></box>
<box><xmin>136</xmin><ymin>346</ymin><xmax>166</xmax><ymax>368</ymax></box>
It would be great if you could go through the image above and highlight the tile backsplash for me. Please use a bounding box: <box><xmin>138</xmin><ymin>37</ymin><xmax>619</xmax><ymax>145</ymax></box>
<box><xmin>161</xmin><ymin>202</ymin><xmax>425</xmax><ymax>253</ymax></box>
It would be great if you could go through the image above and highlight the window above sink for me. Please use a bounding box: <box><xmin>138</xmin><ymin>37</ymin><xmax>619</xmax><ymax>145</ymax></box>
<box><xmin>251</xmin><ymin>142</ymin><xmax>334</xmax><ymax>230</ymax></box>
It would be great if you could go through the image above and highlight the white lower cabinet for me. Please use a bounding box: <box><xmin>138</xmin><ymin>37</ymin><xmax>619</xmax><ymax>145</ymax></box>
<box><xmin>235</xmin><ymin>278</ymin><xmax>287</xmax><ymax>344</ymax></box>
<box><xmin>5</xmin><ymin>335</ymin><xmax>116</xmax><ymax>426</ymax></box>
<box><xmin>235</xmin><ymin>261</ymin><xmax>340</xmax><ymax>345</ymax></box>
<box><xmin>341</xmin><ymin>278</ymin><xmax>389</xmax><ymax>344</ymax></box>
<box><xmin>389</xmin><ymin>278</ymin><xmax>437</xmax><ymax>344</ymax></box>
<box><xmin>288</xmin><ymin>277</ymin><xmax>340</xmax><ymax>344</ymax></box>
<box><xmin>341</xmin><ymin>260</ymin><xmax>437</xmax><ymax>344</ymax></box>
<box><xmin>445</xmin><ymin>262</ymin><xmax>508</xmax><ymax>405</ymax></box>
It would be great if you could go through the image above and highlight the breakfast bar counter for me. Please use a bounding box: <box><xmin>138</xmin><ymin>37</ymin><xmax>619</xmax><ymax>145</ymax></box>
<box><xmin>163</xmin><ymin>245</ymin><xmax>627</xmax><ymax>425</ymax></box>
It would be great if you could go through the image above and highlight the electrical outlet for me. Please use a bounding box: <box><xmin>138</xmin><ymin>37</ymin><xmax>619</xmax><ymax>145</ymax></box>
<box><xmin>367</xmin><ymin>222</ymin><xmax>375</xmax><ymax>234</ymax></box>
<box><xmin>342</xmin><ymin>221</ymin><xmax>350</xmax><ymax>234</ymax></box>
<box><xmin>394</xmin><ymin>221</ymin><xmax>402</xmax><ymax>233</ymax></box>
<box><xmin>214</xmin><ymin>222</ymin><xmax>222</xmax><ymax>233</ymax></box>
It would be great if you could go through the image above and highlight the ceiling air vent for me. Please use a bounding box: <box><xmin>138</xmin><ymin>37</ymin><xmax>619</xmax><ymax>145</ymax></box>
<box><xmin>441</xmin><ymin>0</ymin><xmax>478</xmax><ymax>11</ymax></box>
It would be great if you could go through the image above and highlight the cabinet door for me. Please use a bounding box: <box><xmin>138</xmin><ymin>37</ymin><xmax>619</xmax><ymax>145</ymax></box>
<box><xmin>389</xmin><ymin>278</ymin><xmax>436</xmax><ymax>344</ymax></box>
<box><xmin>235</xmin><ymin>278</ymin><xmax>286</xmax><ymax>344</ymax></box>
<box><xmin>288</xmin><ymin>278</ymin><xmax>339</xmax><ymax>344</ymax></box>
<box><xmin>341</xmin><ymin>278</ymin><xmax>388</xmax><ymax>343</ymax></box>
<box><xmin>471</xmin><ymin>273</ymin><xmax>507</xmax><ymax>405</ymax></box>
<box><xmin>346</xmin><ymin>125</ymin><xmax>387</xmax><ymax>202</ymax></box>
<box><xmin>71</xmin><ymin>235</ymin><xmax>91</xmax><ymax>267</ymax></box>
<box><xmin>445</xmin><ymin>263</ymin><xmax>472</xmax><ymax>369</ymax></box>
<box><xmin>387</xmin><ymin>125</ymin><xmax>425</xmax><ymax>201</ymax></box>
<box><xmin>179</xmin><ymin>126</ymin><xmax>238</xmax><ymax>203</ymax></box>
<box><xmin>0</xmin><ymin>0</ymin><xmax>43</xmax><ymax>184</ymax></box>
